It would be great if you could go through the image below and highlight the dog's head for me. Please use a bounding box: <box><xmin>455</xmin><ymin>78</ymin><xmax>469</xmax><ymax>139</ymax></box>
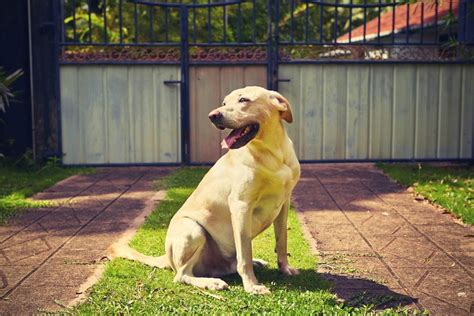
<box><xmin>208</xmin><ymin>86</ymin><xmax>293</xmax><ymax>149</ymax></box>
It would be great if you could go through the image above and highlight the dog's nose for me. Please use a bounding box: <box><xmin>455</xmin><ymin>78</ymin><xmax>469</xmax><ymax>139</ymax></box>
<box><xmin>208</xmin><ymin>110</ymin><xmax>223</xmax><ymax>123</ymax></box>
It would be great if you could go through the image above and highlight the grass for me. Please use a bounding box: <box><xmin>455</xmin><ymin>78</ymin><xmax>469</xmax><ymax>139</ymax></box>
<box><xmin>0</xmin><ymin>159</ymin><xmax>92</xmax><ymax>224</ymax></box>
<box><xmin>377</xmin><ymin>163</ymin><xmax>473</xmax><ymax>225</ymax></box>
<box><xmin>75</xmin><ymin>168</ymin><xmax>414</xmax><ymax>315</ymax></box>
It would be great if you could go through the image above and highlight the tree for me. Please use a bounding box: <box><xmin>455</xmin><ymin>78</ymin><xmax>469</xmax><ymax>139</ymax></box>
<box><xmin>63</xmin><ymin>0</ymin><xmax>457</xmax><ymax>48</ymax></box>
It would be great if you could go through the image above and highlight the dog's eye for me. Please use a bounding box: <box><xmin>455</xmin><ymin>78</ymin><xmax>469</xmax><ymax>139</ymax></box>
<box><xmin>238</xmin><ymin>97</ymin><xmax>250</xmax><ymax>103</ymax></box>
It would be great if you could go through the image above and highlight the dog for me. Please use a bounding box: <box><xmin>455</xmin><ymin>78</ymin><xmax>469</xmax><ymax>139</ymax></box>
<box><xmin>119</xmin><ymin>86</ymin><xmax>300</xmax><ymax>295</ymax></box>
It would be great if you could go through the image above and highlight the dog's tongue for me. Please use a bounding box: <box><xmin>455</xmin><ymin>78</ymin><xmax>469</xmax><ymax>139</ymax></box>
<box><xmin>222</xmin><ymin>127</ymin><xmax>245</xmax><ymax>149</ymax></box>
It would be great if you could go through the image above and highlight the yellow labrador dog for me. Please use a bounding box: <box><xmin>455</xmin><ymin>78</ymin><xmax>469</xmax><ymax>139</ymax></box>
<box><xmin>121</xmin><ymin>86</ymin><xmax>300</xmax><ymax>295</ymax></box>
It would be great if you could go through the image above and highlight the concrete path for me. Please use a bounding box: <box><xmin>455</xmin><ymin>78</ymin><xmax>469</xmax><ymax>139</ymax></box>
<box><xmin>293</xmin><ymin>164</ymin><xmax>473</xmax><ymax>315</ymax></box>
<box><xmin>0</xmin><ymin>167</ymin><xmax>170</xmax><ymax>314</ymax></box>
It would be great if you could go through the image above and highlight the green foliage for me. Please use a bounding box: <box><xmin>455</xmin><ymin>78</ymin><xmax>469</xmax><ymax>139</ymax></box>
<box><xmin>377</xmin><ymin>163</ymin><xmax>474</xmax><ymax>225</ymax></box>
<box><xmin>0</xmin><ymin>67</ymin><xmax>24</xmax><ymax>157</ymax></box>
<box><xmin>75</xmin><ymin>167</ymin><xmax>412</xmax><ymax>314</ymax></box>
<box><xmin>0</xmin><ymin>156</ymin><xmax>93</xmax><ymax>224</ymax></box>
<box><xmin>0</xmin><ymin>67</ymin><xmax>23</xmax><ymax>113</ymax></box>
<box><xmin>63</xmin><ymin>0</ymin><xmax>242</xmax><ymax>44</ymax></box>
<box><xmin>63</xmin><ymin>0</ymin><xmax>394</xmax><ymax>45</ymax></box>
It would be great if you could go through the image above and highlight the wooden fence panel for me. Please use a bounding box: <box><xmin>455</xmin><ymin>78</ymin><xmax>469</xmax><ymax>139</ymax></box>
<box><xmin>346</xmin><ymin>66</ymin><xmax>370</xmax><ymax>159</ymax></box>
<box><xmin>369</xmin><ymin>65</ymin><xmax>394</xmax><ymax>159</ymax></box>
<box><xmin>279</xmin><ymin>64</ymin><xmax>473</xmax><ymax>161</ymax></box>
<box><xmin>392</xmin><ymin>65</ymin><xmax>416</xmax><ymax>159</ymax></box>
<box><xmin>60</xmin><ymin>65</ymin><xmax>180</xmax><ymax>164</ymax></box>
<box><xmin>461</xmin><ymin>66</ymin><xmax>474</xmax><ymax>159</ymax></box>
<box><xmin>78</xmin><ymin>66</ymin><xmax>106</xmax><ymax>164</ymax></box>
<box><xmin>104</xmin><ymin>67</ymin><xmax>130</xmax><ymax>163</ymax></box>
<box><xmin>61</xmin><ymin>64</ymin><xmax>473</xmax><ymax>164</ymax></box>
<box><xmin>415</xmin><ymin>65</ymin><xmax>439</xmax><ymax>159</ymax></box>
<box><xmin>438</xmin><ymin>66</ymin><xmax>462</xmax><ymax>159</ymax></box>
<box><xmin>189</xmin><ymin>65</ymin><xmax>267</xmax><ymax>163</ymax></box>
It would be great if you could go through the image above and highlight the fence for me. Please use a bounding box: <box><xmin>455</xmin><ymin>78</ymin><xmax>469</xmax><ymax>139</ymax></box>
<box><xmin>56</xmin><ymin>0</ymin><xmax>474</xmax><ymax>164</ymax></box>
<box><xmin>60</xmin><ymin>0</ymin><xmax>473</xmax><ymax>63</ymax></box>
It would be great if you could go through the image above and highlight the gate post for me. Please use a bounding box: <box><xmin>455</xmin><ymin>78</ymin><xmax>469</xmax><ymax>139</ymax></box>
<box><xmin>29</xmin><ymin>0</ymin><xmax>63</xmax><ymax>160</ymax></box>
<box><xmin>266</xmin><ymin>0</ymin><xmax>273</xmax><ymax>90</ymax></box>
<box><xmin>458</xmin><ymin>0</ymin><xmax>474</xmax><ymax>45</ymax></box>
<box><xmin>180</xmin><ymin>5</ymin><xmax>190</xmax><ymax>165</ymax></box>
<box><xmin>267</xmin><ymin>0</ymin><xmax>280</xmax><ymax>91</ymax></box>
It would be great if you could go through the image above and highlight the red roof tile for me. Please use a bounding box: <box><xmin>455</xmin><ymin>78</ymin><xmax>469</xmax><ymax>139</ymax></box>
<box><xmin>337</xmin><ymin>0</ymin><xmax>459</xmax><ymax>43</ymax></box>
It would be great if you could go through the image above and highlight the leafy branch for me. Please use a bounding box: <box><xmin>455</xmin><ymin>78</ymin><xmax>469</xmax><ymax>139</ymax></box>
<box><xmin>0</xmin><ymin>68</ymin><xmax>24</xmax><ymax>113</ymax></box>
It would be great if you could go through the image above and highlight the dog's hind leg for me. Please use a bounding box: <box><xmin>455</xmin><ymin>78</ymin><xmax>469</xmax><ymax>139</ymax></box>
<box><xmin>170</xmin><ymin>217</ymin><xmax>228</xmax><ymax>291</ymax></box>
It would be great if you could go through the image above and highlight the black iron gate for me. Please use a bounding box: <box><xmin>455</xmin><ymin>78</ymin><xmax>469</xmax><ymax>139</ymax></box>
<box><xmin>58</xmin><ymin>0</ymin><xmax>474</xmax><ymax>165</ymax></box>
<box><xmin>61</xmin><ymin>0</ymin><xmax>276</xmax><ymax>164</ymax></box>
<box><xmin>136</xmin><ymin>1</ymin><xmax>276</xmax><ymax>164</ymax></box>
<box><xmin>134</xmin><ymin>0</ymin><xmax>281</xmax><ymax>164</ymax></box>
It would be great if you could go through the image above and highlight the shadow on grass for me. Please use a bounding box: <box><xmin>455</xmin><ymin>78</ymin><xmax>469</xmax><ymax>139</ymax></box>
<box><xmin>319</xmin><ymin>272</ymin><xmax>417</xmax><ymax>310</ymax></box>
<box><xmin>222</xmin><ymin>267</ymin><xmax>416</xmax><ymax>310</ymax></box>
<box><xmin>223</xmin><ymin>267</ymin><xmax>329</xmax><ymax>291</ymax></box>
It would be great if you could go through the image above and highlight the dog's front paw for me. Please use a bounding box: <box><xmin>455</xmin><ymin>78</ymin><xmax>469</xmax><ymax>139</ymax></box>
<box><xmin>279</xmin><ymin>265</ymin><xmax>300</xmax><ymax>276</ymax></box>
<box><xmin>245</xmin><ymin>284</ymin><xmax>271</xmax><ymax>295</ymax></box>
<box><xmin>205</xmin><ymin>279</ymin><xmax>229</xmax><ymax>291</ymax></box>
<box><xmin>252</xmin><ymin>258</ymin><xmax>268</xmax><ymax>269</ymax></box>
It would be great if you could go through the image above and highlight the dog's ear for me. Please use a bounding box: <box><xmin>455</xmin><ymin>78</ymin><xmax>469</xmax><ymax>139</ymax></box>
<box><xmin>269</xmin><ymin>91</ymin><xmax>293</xmax><ymax>123</ymax></box>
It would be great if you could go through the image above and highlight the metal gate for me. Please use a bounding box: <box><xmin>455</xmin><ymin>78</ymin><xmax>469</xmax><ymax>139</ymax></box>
<box><xmin>132</xmin><ymin>0</ymin><xmax>274</xmax><ymax>164</ymax></box>
<box><xmin>58</xmin><ymin>0</ymin><xmax>473</xmax><ymax>165</ymax></box>
<box><xmin>60</xmin><ymin>0</ymin><xmax>273</xmax><ymax>165</ymax></box>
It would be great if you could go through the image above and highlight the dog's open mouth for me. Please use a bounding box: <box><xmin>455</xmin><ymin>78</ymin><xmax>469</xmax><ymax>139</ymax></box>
<box><xmin>221</xmin><ymin>123</ymin><xmax>259</xmax><ymax>149</ymax></box>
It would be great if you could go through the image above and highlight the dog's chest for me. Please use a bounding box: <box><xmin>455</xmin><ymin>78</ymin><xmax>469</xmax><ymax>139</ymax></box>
<box><xmin>251</xmin><ymin>164</ymin><xmax>296</xmax><ymax>236</ymax></box>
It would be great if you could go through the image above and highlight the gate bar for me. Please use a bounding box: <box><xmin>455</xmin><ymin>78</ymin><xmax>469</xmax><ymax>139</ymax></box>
<box><xmin>180</xmin><ymin>5</ymin><xmax>190</xmax><ymax>165</ymax></box>
<box><xmin>266</xmin><ymin>0</ymin><xmax>273</xmax><ymax>90</ymax></box>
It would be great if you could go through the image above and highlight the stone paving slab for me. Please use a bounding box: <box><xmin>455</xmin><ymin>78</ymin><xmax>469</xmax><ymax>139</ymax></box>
<box><xmin>293</xmin><ymin>163</ymin><xmax>474</xmax><ymax>315</ymax></box>
<box><xmin>0</xmin><ymin>167</ymin><xmax>171</xmax><ymax>314</ymax></box>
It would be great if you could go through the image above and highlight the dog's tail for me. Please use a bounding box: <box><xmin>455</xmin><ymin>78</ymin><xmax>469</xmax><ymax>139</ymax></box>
<box><xmin>110</xmin><ymin>191</ymin><xmax>171</xmax><ymax>269</ymax></box>
<box><xmin>113</xmin><ymin>244</ymin><xmax>170</xmax><ymax>269</ymax></box>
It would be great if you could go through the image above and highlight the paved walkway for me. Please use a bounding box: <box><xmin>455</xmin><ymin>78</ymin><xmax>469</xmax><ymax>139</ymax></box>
<box><xmin>0</xmin><ymin>167</ymin><xmax>170</xmax><ymax>314</ymax></box>
<box><xmin>293</xmin><ymin>164</ymin><xmax>473</xmax><ymax>315</ymax></box>
<box><xmin>0</xmin><ymin>164</ymin><xmax>472</xmax><ymax>315</ymax></box>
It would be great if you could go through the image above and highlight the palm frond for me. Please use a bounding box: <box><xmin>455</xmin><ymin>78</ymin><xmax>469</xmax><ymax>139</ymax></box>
<box><xmin>0</xmin><ymin>67</ymin><xmax>23</xmax><ymax>112</ymax></box>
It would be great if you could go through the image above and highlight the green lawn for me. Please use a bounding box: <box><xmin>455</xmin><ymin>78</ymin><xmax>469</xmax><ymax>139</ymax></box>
<box><xmin>0</xmin><ymin>160</ymin><xmax>91</xmax><ymax>224</ymax></box>
<box><xmin>75</xmin><ymin>168</ymin><xmax>412</xmax><ymax>315</ymax></box>
<box><xmin>377</xmin><ymin>163</ymin><xmax>473</xmax><ymax>225</ymax></box>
